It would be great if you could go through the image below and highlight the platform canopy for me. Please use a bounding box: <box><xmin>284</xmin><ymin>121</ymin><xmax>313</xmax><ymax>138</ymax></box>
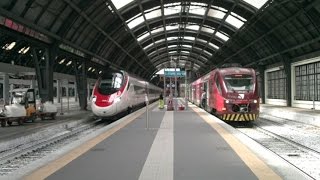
<box><xmin>0</xmin><ymin>0</ymin><xmax>319</xmax><ymax>79</ymax></box>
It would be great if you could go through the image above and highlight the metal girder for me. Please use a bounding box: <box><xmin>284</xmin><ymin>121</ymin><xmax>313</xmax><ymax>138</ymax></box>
<box><xmin>62</xmin><ymin>0</ymin><xmax>151</xmax><ymax>75</ymax></box>
<box><xmin>32</xmin><ymin>47</ymin><xmax>55</xmax><ymax>102</ymax></box>
<box><xmin>212</xmin><ymin>0</ymin><xmax>319</xmax><ymax>68</ymax></box>
<box><xmin>73</xmin><ymin>60</ymin><xmax>88</xmax><ymax>110</ymax></box>
<box><xmin>0</xmin><ymin>7</ymin><xmax>123</xmax><ymax>73</ymax></box>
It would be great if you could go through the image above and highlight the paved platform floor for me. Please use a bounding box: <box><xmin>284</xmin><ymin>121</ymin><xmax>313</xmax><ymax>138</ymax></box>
<box><xmin>24</xmin><ymin>102</ymin><xmax>311</xmax><ymax>180</ymax></box>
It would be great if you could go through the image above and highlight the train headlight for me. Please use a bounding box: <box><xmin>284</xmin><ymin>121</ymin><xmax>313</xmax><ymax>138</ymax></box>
<box><xmin>225</xmin><ymin>100</ymin><xmax>230</xmax><ymax>104</ymax></box>
<box><xmin>253</xmin><ymin>99</ymin><xmax>258</xmax><ymax>103</ymax></box>
<box><xmin>92</xmin><ymin>96</ymin><xmax>97</xmax><ymax>103</ymax></box>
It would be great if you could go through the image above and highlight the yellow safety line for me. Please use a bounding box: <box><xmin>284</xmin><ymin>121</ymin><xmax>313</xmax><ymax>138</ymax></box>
<box><xmin>192</xmin><ymin>107</ymin><xmax>282</xmax><ymax>180</ymax></box>
<box><xmin>24</xmin><ymin>104</ymin><xmax>157</xmax><ymax>180</ymax></box>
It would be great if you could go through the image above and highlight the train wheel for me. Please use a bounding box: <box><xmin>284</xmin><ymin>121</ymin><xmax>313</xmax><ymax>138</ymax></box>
<box><xmin>1</xmin><ymin>120</ymin><xmax>6</xmax><ymax>127</ymax></box>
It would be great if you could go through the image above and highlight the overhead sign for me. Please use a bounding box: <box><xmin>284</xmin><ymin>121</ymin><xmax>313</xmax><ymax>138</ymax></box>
<box><xmin>164</xmin><ymin>71</ymin><xmax>186</xmax><ymax>77</ymax></box>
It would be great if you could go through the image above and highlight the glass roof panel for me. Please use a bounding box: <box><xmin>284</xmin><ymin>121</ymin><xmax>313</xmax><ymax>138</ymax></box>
<box><xmin>189</xmin><ymin>6</ymin><xmax>206</xmax><ymax>16</ymax></box>
<box><xmin>207</xmin><ymin>9</ymin><xmax>226</xmax><ymax>19</ymax></box>
<box><xmin>208</xmin><ymin>42</ymin><xmax>219</xmax><ymax>49</ymax></box>
<box><xmin>164</xmin><ymin>5</ymin><xmax>181</xmax><ymax>15</ymax></box>
<box><xmin>242</xmin><ymin>0</ymin><xmax>268</xmax><ymax>9</ymax></box>
<box><xmin>137</xmin><ymin>32</ymin><xmax>150</xmax><ymax>42</ymax></box>
<box><xmin>216</xmin><ymin>31</ymin><xmax>229</xmax><ymax>41</ymax></box>
<box><xmin>184</xmin><ymin>36</ymin><xmax>195</xmax><ymax>41</ymax></box>
<box><xmin>182</xmin><ymin>45</ymin><xmax>192</xmax><ymax>48</ymax></box>
<box><xmin>151</xmin><ymin>27</ymin><xmax>164</xmax><ymax>34</ymax></box>
<box><xmin>167</xmin><ymin>37</ymin><xmax>178</xmax><ymax>41</ymax></box>
<box><xmin>143</xmin><ymin>43</ymin><xmax>153</xmax><ymax>50</ymax></box>
<box><xmin>186</xmin><ymin>25</ymin><xmax>200</xmax><ymax>31</ymax></box>
<box><xmin>166</xmin><ymin>25</ymin><xmax>179</xmax><ymax>31</ymax></box>
<box><xmin>155</xmin><ymin>39</ymin><xmax>165</xmax><ymax>44</ymax></box>
<box><xmin>201</xmin><ymin>27</ymin><xmax>215</xmax><ymax>34</ymax></box>
<box><xmin>128</xmin><ymin>16</ymin><xmax>144</xmax><ymax>29</ymax></box>
<box><xmin>111</xmin><ymin>0</ymin><xmax>134</xmax><ymax>10</ymax></box>
<box><xmin>203</xmin><ymin>50</ymin><xmax>212</xmax><ymax>57</ymax></box>
<box><xmin>126</xmin><ymin>13</ymin><xmax>142</xmax><ymax>23</ymax></box>
<box><xmin>226</xmin><ymin>15</ymin><xmax>244</xmax><ymax>29</ymax></box>
<box><xmin>231</xmin><ymin>12</ymin><xmax>247</xmax><ymax>22</ymax></box>
<box><xmin>146</xmin><ymin>9</ymin><xmax>162</xmax><ymax>20</ymax></box>
<box><xmin>168</xmin><ymin>45</ymin><xmax>178</xmax><ymax>49</ymax></box>
<box><xmin>181</xmin><ymin>51</ymin><xmax>190</xmax><ymax>54</ymax></box>
<box><xmin>196</xmin><ymin>38</ymin><xmax>206</xmax><ymax>44</ymax></box>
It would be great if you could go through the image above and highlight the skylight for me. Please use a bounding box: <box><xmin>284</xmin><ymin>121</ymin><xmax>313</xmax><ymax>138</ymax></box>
<box><xmin>201</xmin><ymin>27</ymin><xmax>215</xmax><ymax>34</ymax></box>
<box><xmin>143</xmin><ymin>43</ymin><xmax>154</xmax><ymax>50</ymax></box>
<box><xmin>208</xmin><ymin>42</ymin><xmax>219</xmax><ymax>50</ymax></box>
<box><xmin>151</xmin><ymin>27</ymin><xmax>164</xmax><ymax>34</ymax></box>
<box><xmin>242</xmin><ymin>0</ymin><xmax>268</xmax><ymax>9</ymax></box>
<box><xmin>137</xmin><ymin>32</ymin><xmax>150</xmax><ymax>42</ymax></box>
<box><xmin>189</xmin><ymin>6</ymin><xmax>206</xmax><ymax>16</ymax></box>
<box><xmin>128</xmin><ymin>16</ymin><xmax>144</xmax><ymax>29</ymax></box>
<box><xmin>207</xmin><ymin>9</ymin><xmax>226</xmax><ymax>19</ymax></box>
<box><xmin>216</xmin><ymin>31</ymin><xmax>229</xmax><ymax>42</ymax></box>
<box><xmin>186</xmin><ymin>25</ymin><xmax>200</xmax><ymax>31</ymax></box>
<box><xmin>226</xmin><ymin>15</ymin><xmax>244</xmax><ymax>29</ymax></box>
<box><xmin>182</xmin><ymin>45</ymin><xmax>192</xmax><ymax>48</ymax></box>
<box><xmin>110</xmin><ymin>0</ymin><xmax>134</xmax><ymax>10</ymax></box>
<box><xmin>168</xmin><ymin>45</ymin><xmax>178</xmax><ymax>49</ymax></box>
<box><xmin>164</xmin><ymin>5</ymin><xmax>181</xmax><ymax>16</ymax></box>
<box><xmin>146</xmin><ymin>9</ymin><xmax>162</xmax><ymax>20</ymax></box>
<box><xmin>184</xmin><ymin>36</ymin><xmax>195</xmax><ymax>41</ymax></box>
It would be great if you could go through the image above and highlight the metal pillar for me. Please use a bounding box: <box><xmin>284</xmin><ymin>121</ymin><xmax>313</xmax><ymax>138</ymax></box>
<box><xmin>32</xmin><ymin>47</ymin><xmax>55</xmax><ymax>102</ymax></box>
<box><xmin>74</xmin><ymin>61</ymin><xmax>88</xmax><ymax>110</ymax></box>
<box><xmin>74</xmin><ymin>82</ymin><xmax>78</xmax><ymax>102</ymax></box>
<box><xmin>283</xmin><ymin>60</ymin><xmax>292</xmax><ymax>107</ymax></box>
<box><xmin>57</xmin><ymin>79</ymin><xmax>61</xmax><ymax>103</ymax></box>
<box><xmin>2</xmin><ymin>73</ymin><xmax>9</xmax><ymax>105</ymax></box>
<box><xmin>258</xmin><ymin>66</ymin><xmax>266</xmax><ymax>104</ymax></box>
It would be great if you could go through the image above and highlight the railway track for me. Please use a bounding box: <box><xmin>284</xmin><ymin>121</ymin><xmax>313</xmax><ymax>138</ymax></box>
<box><xmin>238</xmin><ymin>119</ymin><xmax>320</xmax><ymax>180</ymax></box>
<box><xmin>0</xmin><ymin>118</ymin><xmax>107</xmax><ymax>177</ymax></box>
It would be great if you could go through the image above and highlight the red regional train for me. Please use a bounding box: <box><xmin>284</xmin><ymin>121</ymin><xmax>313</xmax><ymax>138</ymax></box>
<box><xmin>91</xmin><ymin>70</ymin><xmax>162</xmax><ymax>118</ymax></box>
<box><xmin>190</xmin><ymin>65</ymin><xmax>259</xmax><ymax>121</ymax></box>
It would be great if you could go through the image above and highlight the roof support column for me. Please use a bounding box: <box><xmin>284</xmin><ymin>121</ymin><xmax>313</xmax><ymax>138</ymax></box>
<box><xmin>2</xmin><ymin>73</ymin><xmax>9</xmax><ymax>105</ymax></box>
<box><xmin>32</xmin><ymin>46</ymin><xmax>55</xmax><ymax>102</ymax></box>
<box><xmin>283</xmin><ymin>60</ymin><xmax>292</xmax><ymax>107</ymax></box>
<box><xmin>74</xmin><ymin>61</ymin><xmax>87</xmax><ymax>110</ymax></box>
<box><xmin>257</xmin><ymin>66</ymin><xmax>265</xmax><ymax>104</ymax></box>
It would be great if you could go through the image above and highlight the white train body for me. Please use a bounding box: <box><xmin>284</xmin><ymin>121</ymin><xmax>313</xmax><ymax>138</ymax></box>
<box><xmin>91</xmin><ymin>71</ymin><xmax>161</xmax><ymax>118</ymax></box>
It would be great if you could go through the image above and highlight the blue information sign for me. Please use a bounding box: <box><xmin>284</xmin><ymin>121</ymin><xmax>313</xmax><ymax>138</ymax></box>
<box><xmin>164</xmin><ymin>71</ymin><xmax>186</xmax><ymax>77</ymax></box>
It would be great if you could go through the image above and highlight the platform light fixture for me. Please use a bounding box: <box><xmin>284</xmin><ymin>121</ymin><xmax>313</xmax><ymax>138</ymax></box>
<box><xmin>66</xmin><ymin>60</ymin><xmax>72</xmax><ymax>66</ymax></box>
<box><xmin>2</xmin><ymin>41</ymin><xmax>16</xmax><ymax>50</ymax></box>
<box><xmin>78</xmin><ymin>64</ymin><xmax>82</xmax><ymax>69</ymax></box>
<box><xmin>88</xmin><ymin>67</ymin><xmax>92</xmax><ymax>71</ymax></box>
<box><xmin>18</xmin><ymin>46</ymin><xmax>30</xmax><ymax>54</ymax></box>
<box><xmin>99</xmin><ymin>71</ymin><xmax>102</xmax><ymax>74</ymax></box>
<box><xmin>58</xmin><ymin>58</ymin><xmax>66</xmax><ymax>64</ymax></box>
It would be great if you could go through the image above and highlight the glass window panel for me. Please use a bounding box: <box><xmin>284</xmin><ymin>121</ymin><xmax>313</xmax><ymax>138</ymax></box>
<box><xmin>226</xmin><ymin>15</ymin><xmax>244</xmax><ymax>29</ymax></box>
<box><xmin>168</xmin><ymin>45</ymin><xmax>177</xmax><ymax>49</ymax></box>
<box><xmin>208</xmin><ymin>42</ymin><xmax>219</xmax><ymax>50</ymax></box>
<box><xmin>155</xmin><ymin>39</ymin><xmax>165</xmax><ymax>44</ymax></box>
<box><xmin>186</xmin><ymin>25</ymin><xmax>200</xmax><ymax>31</ymax></box>
<box><xmin>167</xmin><ymin>37</ymin><xmax>178</xmax><ymax>41</ymax></box>
<box><xmin>146</xmin><ymin>9</ymin><xmax>162</xmax><ymax>20</ymax></box>
<box><xmin>201</xmin><ymin>27</ymin><xmax>215</xmax><ymax>34</ymax></box>
<box><xmin>143</xmin><ymin>43</ymin><xmax>153</xmax><ymax>50</ymax></box>
<box><xmin>137</xmin><ymin>32</ymin><xmax>150</xmax><ymax>42</ymax></box>
<box><xmin>181</xmin><ymin>51</ymin><xmax>190</xmax><ymax>54</ymax></box>
<box><xmin>184</xmin><ymin>36</ymin><xmax>195</xmax><ymax>41</ymax></box>
<box><xmin>182</xmin><ymin>45</ymin><xmax>192</xmax><ymax>48</ymax></box>
<box><xmin>207</xmin><ymin>9</ymin><xmax>226</xmax><ymax>19</ymax></box>
<box><xmin>127</xmin><ymin>16</ymin><xmax>144</xmax><ymax>29</ymax></box>
<box><xmin>111</xmin><ymin>0</ymin><xmax>134</xmax><ymax>10</ymax></box>
<box><xmin>241</xmin><ymin>0</ymin><xmax>268</xmax><ymax>9</ymax></box>
<box><xmin>151</xmin><ymin>27</ymin><xmax>164</xmax><ymax>34</ymax></box>
<box><xmin>126</xmin><ymin>13</ymin><xmax>142</xmax><ymax>23</ymax></box>
<box><xmin>216</xmin><ymin>31</ymin><xmax>229</xmax><ymax>41</ymax></box>
<box><xmin>203</xmin><ymin>50</ymin><xmax>212</xmax><ymax>57</ymax></box>
<box><xmin>166</xmin><ymin>25</ymin><xmax>179</xmax><ymax>31</ymax></box>
<box><xmin>189</xmin><ymin>6</ymin><xmax>206</xmax><ymax>16</ymax></box>
<box><xmin>231</xmin><ymin>12</ymin><xmax>247</xmax><ymax>22</ymax></box>
<box><xmin>164</xmin><ymin>5</ymin><xmax>181</xmax><ymax>15</ymax></box>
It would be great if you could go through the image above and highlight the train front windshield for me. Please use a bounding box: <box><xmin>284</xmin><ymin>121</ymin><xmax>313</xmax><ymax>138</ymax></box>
<box><xmin>224</xmin><ymin>75</ymin><xmax>254</xmax><ymax>92</ymax></box>
<box><xmin>98</xmin><ymin>72</ymin><xmax>124</xmax><ymax>95</ymax></box>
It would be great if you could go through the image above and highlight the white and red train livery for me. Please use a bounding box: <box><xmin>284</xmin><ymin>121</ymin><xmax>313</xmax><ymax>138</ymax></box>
<box><xmin>91</xmin><ymin>70</ymin><xmax>162</xmax><ymax>118</ymax></box>
<box><xmin>190</xmin><ymin>66</ymin><xmax>259</xmax><ymax>121</ymax></box>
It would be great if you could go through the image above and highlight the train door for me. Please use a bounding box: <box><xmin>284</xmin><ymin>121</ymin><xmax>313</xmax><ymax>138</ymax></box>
<box><xmin>204</xmin><ymin>82</ymin><xmax>209</xmax><ymax>108</ymax></box>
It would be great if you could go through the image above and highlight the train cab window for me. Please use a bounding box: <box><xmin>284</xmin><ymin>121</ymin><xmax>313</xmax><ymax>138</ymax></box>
<box><xmin>224</xmin><ymin>75</ymin><xmax>253</xmax><ymax>92</ymax></box>
<box><xmin>98</xmin><ymin>72</ymin><xmax>124</xmax><ymax>95</ymax></box>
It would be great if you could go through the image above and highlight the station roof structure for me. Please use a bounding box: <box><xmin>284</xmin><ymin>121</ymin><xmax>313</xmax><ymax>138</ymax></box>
<box><xmin>0</xmin><ymin>0</ymin><xmax>319</xmax><ymax>79</ymax></box>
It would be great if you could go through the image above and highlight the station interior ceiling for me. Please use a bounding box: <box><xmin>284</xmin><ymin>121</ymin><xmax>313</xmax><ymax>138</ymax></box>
<box><xmin>0</xmin><ymin>0</ymin><xmax>319</xmax><ymax>83</ymax></box>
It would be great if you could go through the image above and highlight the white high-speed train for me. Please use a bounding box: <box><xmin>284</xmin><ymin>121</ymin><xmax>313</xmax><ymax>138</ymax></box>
<box><xmin>91</xmin><ymin>70</ymin><xmax>162</xmax><ymax>118</ymax></box>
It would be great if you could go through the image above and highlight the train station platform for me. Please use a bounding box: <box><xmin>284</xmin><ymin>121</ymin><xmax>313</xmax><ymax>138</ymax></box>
<box><xmin>24</xmin><ymin>101</ymin><xmax>310</xmax><ymax>180</ymax></box>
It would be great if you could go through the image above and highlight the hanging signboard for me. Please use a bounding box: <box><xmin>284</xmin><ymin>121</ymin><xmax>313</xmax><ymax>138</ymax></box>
<box><xmin>164</xmin><ymin>71</ymin><xmax>186</xmax><ymax>77</ymax></box>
